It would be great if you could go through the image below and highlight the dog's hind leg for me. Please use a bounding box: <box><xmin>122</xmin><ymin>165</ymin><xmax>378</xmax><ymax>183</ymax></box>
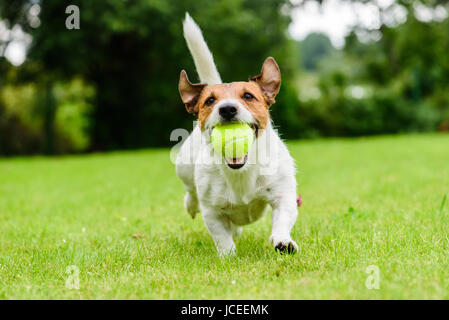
<box><xmin>232</xmin><ymin>225</ymin><xmax>243</xmax><ymax>241</ymax></box>
<box><xmin>176</xmin><ymin>126</ymin><xmax>202</xmax><ymax>219</ymax></box>
<box><xmin>184</xmin><ymin>190</ymin><xmax>199</xmax><ymax>219</ymax></box>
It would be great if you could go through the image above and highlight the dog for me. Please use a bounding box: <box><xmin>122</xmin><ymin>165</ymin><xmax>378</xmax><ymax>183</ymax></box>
<box><xmin>176</xmin><ymin>13</ymin><xmax>298</xmax><ymax>257</ymax></box>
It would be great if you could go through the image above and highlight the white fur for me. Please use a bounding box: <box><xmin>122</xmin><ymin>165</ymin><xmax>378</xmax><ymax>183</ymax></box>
<box><xmin>183</xmin><ymin>13</ymin><xmax>222</xmax><ymax>85</ymax></box>
<box><xmin>176</xmin><ymin>122</ymin><xmax>298</xmax><ymax>256</ymax></box>
<box><xmin>177</xmin><ymin>14</ymin><xmax>298</xmax><ymax>257</ymax></box>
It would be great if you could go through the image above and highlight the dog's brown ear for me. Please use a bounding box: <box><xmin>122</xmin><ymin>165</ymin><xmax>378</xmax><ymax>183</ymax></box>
<box><xmin>179</xmin><ymin>70</ymin><xmax>206</xmax><ymax>115</ymax></box>
<box><xmin>250</xmin><ymin>57</ymin><xmax>281</xmax><ymax>106</ymax></box>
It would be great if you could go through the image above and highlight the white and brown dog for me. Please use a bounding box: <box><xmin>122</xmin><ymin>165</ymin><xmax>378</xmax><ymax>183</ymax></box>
<box><xmin>176</xmin><ymin>13</ymin><xmax>298</xmax><ymax>257</ymax></box>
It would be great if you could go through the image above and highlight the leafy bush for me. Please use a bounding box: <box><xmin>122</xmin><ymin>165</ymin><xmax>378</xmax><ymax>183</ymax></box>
<box><xmin>0</xmin><ymin>79</ymin><xmax>94</xmax><ymax>155</ymax></box>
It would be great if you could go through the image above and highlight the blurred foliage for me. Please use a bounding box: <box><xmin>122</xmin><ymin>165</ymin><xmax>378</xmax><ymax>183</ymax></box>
<box><xmin>0</xmin><ymin>0</ymin><xmax>299</xmax><ymax>154</ymax></box>
<box><xmin>0</xmin><ymin>0</ymin><xmax>448</xmax><ymax>155</ymax></box>
<box><xmin>299</xmin><ymin>33</ymin><xmax>335</xmax><ymax>71</ymax></box>
<box><xmin>286</xmin><ymin>0</ymin><xmax>449</xmax><ymax>139</ymax></box>
<box><xmin>53</xmin><ymin>78</ymin><xmax>94</xmax><ymax>151</ymax></box>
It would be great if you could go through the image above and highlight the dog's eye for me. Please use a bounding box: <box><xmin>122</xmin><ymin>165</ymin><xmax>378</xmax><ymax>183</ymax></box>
<box><xmin>243</xmin><ymin>92</ymin><xmax>255</xmax><ymax>101</ymax></box>
<box><xmin>205</xmin><ymin>97</ymin><xmax>215</xmax><ymax>106</ymax></box>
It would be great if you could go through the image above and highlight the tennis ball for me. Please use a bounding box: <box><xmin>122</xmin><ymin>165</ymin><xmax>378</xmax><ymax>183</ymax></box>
<box><xmin>211</xmin><ymin>123</ymin><xmax>254</xmax><ymax>158</ymax></box>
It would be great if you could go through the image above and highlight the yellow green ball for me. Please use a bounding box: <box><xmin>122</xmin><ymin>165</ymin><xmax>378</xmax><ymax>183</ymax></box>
<box><xmin>211</xmin><ymin>123</ymin><xmax>254</xmax><ymax>158</ymax></box>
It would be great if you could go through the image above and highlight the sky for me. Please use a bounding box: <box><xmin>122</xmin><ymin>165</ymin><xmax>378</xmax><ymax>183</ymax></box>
<box><xmin>289</xmin><ymin>0</ymin><xmax>399</xmax><ymax>48</ymax></box>
<box><xmin>289</xmin><ymin>0</ymin><xmax>447</xmax><ymax>48</ymax></box>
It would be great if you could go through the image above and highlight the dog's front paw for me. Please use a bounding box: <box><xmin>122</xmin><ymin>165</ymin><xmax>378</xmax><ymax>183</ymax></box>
<box><xmin>270</xmin><ymin>235</ymin><xmax>298</xmax><ymax>255</ymax></box>
<box><xmin>217</xmin><ymin>246</ymin><xmax>236</xmax><ymax>258</ymax></box>
<box><xmin>184</xmin><ymin>192</ymin><xmax>199</xmax><ymax>219</ymax></box>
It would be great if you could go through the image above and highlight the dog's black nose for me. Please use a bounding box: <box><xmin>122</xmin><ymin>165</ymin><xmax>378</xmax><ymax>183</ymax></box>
<box><xmin>219</xmin><ymin>105</ymin><xmax>238</xmax><ymax>120</ymax></box>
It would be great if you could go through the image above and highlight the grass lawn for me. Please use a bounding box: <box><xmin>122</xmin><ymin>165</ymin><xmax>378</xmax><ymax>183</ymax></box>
<box><xmin>0</xmin><ymin>133</ymin><xmax>448</xmax><ymax>299</ymax></box>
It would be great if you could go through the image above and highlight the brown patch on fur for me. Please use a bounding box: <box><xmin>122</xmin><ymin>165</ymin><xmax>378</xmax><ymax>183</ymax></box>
<box><xmin>235</xmin><ymin>81</ymin><xmax>270</xmax><ymax>131</ymax></box>
<box><xmin>250</xmin><ymin>57</ymin><xmax>281</xmax><ymax>106</ymax></box>
<box><xmin>194</xmin><ymin>82</ymin><xmax>270</xmax><ymax>131</ymax></box>
<box><xmin>196</xmin><ymin>84</ymin><xmax>228</xmax><ymax>130</ymax></box>
<box><xmin>178</xmin><ymin>57</ymin><xmax>281</xmax><ymax>134</ymax></box>
<box><xmin>178</xmin><ymin>70</ymin><xmax>206</xmax><ymax>115</ymax></box>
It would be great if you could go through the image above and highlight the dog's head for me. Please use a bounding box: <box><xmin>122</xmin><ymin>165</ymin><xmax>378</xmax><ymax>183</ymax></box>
<box><xmin>179</xmin><ymin>57</ymin><xmax>281</xmax><ymax>169</ymax></box>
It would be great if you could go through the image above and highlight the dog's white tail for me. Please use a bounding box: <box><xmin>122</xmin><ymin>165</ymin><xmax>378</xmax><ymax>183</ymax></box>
<box><xmin>183</xmin><ymin>12</ymin><xmax>222</xmax><ymax>85</ymax></box>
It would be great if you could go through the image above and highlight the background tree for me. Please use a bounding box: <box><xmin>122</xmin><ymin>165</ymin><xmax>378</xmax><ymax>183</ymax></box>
<box><xmin>0</xmin><ymin>0</ymin><xmax>300</xmax><ymax>153</ymax></box>
<box><xmin>0</xmin><ymin>0</ymin><xmax>448</xmax><ymax>155</ymax></box>
<box><xmin>299</xmin><ymin>33</ymin><xmax>335</xmax><ymax>71</ymax></box>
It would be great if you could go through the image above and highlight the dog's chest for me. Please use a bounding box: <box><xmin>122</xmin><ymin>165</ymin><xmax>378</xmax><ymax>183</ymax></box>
<box><xmin>220</xmin><ymin>199</ymin><xmax>268</xmax><ymax>226</ymax></box>
<box><xmin>199</xmin><ymin>168</ymin><xmax>270</xmax><ymax>225</ymax></box>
